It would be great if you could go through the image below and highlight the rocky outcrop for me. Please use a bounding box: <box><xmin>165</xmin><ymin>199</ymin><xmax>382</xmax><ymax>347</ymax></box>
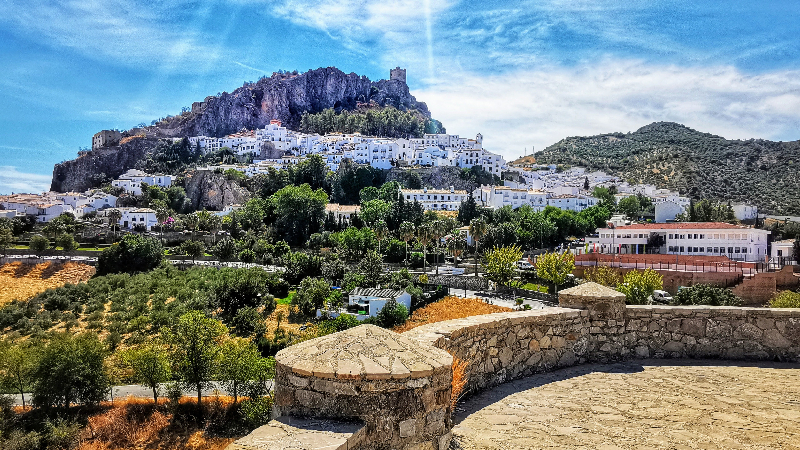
<box><xmin>184</xmin><ymin>169</ymin><xmax>251</xmax><ymax>211</ymax></box>
<box><xmin>154</xmin><ymin>67</ymin><xmax>429</xmax><ymax>138</ymax></box>
<box><xmin>51</xmin><ymin>137</ymin><xmax>155</xmax><ymax>192</ymax></box>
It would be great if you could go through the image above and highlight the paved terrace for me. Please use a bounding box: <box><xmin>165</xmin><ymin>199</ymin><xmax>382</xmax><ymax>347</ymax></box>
<box><xmin>453</xmin><ymin>360</ymin><xmax>800</xmax><ymax>449</ymax></box>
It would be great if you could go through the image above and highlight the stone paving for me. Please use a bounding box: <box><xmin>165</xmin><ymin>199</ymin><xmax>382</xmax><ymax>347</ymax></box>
<box><xmin>452</xmin><ymin>360</ymin><xmax>800</xmax><ymax>450</ymax></box>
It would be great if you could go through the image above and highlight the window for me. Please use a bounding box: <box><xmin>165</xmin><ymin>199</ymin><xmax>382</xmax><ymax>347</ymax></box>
<box><xmin>699</xmin><ymin>247</ymin><xmax>704</xmax><ymax>252</ymax></box>
<box><xmin>694</xmin><ymin>234</ymin><xmax>699</xmax><ymax>239</ymax></box>
<box><xmin>778</xmin><ymin>250</ymin><xmax>784</xmax><ymax>257</ymax></box>
<box><xmin>669</xmin><ymin>234</ymin><xmax>673</xmax><ymax>239</ymax></box>
<box><xmin>713</xmin><ymin>247</ymin><xmax>719</xmax><ymax>253</ymax></box>
<box><xmin>700</xmin><ymin>234</ymin><xmax>705</xmax><ymax>239</ymax></box>
<box><xmin>735</xmin><ymin>247</ymin><xmax>740</xmax><ymax>253</ymax></box>
<box><xmin>728</xmin><ymin>247</ymin><xmax>734</xmax><ymax>253</ymax></box>
<box><xmin>680</xmin><ymin>246</ymin><xmax>684</xmax><ymax>252</ymax></box>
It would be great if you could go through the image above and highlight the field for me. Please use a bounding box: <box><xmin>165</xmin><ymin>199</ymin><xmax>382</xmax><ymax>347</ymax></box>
<box><xmin>394</xmin><ymin>295</ymin><xmax>512</xmax><ymax>333</ymax></box>
<box><xmin>0</xmin><ymin>262</ymin><xmax>96</xmax><ymax>306</ymax></box>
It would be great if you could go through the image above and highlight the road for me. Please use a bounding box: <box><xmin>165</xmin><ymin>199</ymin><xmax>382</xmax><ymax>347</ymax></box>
<box><xmin>8</xmin><ymin>380</ymin><xmax>274</xmax><ymax>406</ymax></box>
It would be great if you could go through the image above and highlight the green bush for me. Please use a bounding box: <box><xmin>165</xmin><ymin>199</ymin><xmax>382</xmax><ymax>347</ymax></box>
<box><xmin>98</xmin><ymin>234</ymin><xmax>164</xmax><ymax>275</ymax></box>
<box><xmin>769</xmin><ymin>290</ymin><xmax>800</xmax><ymax>308</ymax></box>
<box><xmin>239</xmin><ymin>396</ymin><xmax>274</xmax><ymax>428</ymax></box>
<box><xmin>210</xmin><ymin>268</ymin><xmax>279</xmax><ymax>322</ymax></box>
<box><xmin>673</xmin><ymin>284</ymin><xmax>741</xmax><ymax>306</ymax></box>
<box><xmin>408</xmin><ymin>252</ymin><xmax>424</xmax><ymax>268</ymax></box>
<box><xmin>213</xmin><ymin>237</ymin><xmax>237</xmax><ymax>260</ymax></box>
<box><xmin>375</xmin><ymin>298</ymin><xmax>408</xmax><ymax>328</ymax></box>
<box><xmin>318</xmin><ymin>314</ymin><xmax>361</xmax><ymax>335</ymax></box>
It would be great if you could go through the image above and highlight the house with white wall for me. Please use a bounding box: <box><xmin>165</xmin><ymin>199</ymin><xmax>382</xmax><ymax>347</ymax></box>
<box><xmin>400</xmin><ymin>187</ymin><xmax>468</xmax><ymax>211</ymax></box>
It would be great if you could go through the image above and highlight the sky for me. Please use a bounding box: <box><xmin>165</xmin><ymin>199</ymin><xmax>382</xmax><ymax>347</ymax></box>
<box><xmin>1</xmin><ymin>0</ymin><xmax>799</xmax><ymax>194</ymax></box>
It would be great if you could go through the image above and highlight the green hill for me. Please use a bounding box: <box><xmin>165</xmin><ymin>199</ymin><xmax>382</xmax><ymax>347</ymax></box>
<box><xmin>531</xmin><ymin>122</ymin><xmax>800</xmax><ymax>215</ymax></box>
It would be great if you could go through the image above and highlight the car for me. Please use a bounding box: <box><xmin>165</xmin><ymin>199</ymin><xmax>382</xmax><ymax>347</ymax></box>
<box><xmin>516</xmin><ymin>260</ymin><xmax>534</xmax><ymax>270</ymax></box>
<box><xmin>649</xmin><ymin>290</ymin><xmax>674</xmax><ymax>304</ymax></box>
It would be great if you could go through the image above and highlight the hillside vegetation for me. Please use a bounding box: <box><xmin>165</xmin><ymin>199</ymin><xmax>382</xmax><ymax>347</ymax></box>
<box><xmin>533</xmin><ymin>122</ymin><xmax>800</xmax><ymax>214</ymax></box>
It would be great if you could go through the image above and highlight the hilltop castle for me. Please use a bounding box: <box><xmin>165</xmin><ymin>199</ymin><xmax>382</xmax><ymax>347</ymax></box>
<box><xmin>390</xmin><ymin>67</ymin><xmax>406</xmax><ymax>83</ymax></box>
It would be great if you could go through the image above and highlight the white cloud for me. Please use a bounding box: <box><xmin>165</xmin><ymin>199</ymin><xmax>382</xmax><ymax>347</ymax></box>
<box><xmin>0</xmin><ymin>166</ymin><xmax>52</xmax><ymax>195</ymax></box>
<box><xmin>0</xmin><ymin>0</ymin><xmax>222</xmax><ymax>70</ymax></box>
<box><xmin>414</xmin><ymin>61</ymin><xmax>800</xmax><ymax>161</ymax></box>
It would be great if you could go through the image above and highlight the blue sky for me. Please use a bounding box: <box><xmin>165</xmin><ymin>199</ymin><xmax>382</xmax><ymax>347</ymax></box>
<box><xmin>1</xmin><ymin>0</ymin><xmax>799</xmax><ymax>193</ymax></box>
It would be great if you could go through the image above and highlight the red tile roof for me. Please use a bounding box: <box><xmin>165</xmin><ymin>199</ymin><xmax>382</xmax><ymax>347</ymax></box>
<box><xmin>605</xmin><ymin>222</ymin><xmax>752</xmax><ymax>230</ymax></box>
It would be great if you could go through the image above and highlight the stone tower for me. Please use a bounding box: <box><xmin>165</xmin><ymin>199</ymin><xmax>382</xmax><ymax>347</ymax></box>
<box><xmin>390</xmin><ymin>66</ymin><xmax>407</xmax><ymax>84</ymax></box>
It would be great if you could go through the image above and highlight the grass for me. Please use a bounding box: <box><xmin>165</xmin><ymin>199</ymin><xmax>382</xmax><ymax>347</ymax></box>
<box><xmin>520</xmin><ymin>282</ymin><xmax>548</xmax><ymax>293</ymax></box>
<box><xmin>0</xmin><ymin>262</ymin><xmax>96</xmax><ymax>306</ymax></box>
<box><xmin>276</xmin><ymin>291</ymin><xmax>295</xmax><ymax>305</ymax></box>
<box><xmin>393</xmin><ymin>295</ymin><xmax>512</xmax><ymax>333</ymax></box>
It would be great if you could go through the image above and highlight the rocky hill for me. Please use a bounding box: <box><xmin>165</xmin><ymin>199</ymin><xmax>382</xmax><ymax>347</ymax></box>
<box><xmin>532</xmin><ymin>122</ymin><xmax>800</xmax><ymax>215</ymax></box>
<box><xmin>51</xmin><ymin>67</ymin><xmax>434</xmax><ymax>192</ymax></box>
<box><xmin>184</xmin><ymin>169</ymin><xmax>251</xmax><ymax>211</ymax></box>
<box><xmin>145</xmin><ymin>67</ymin><xmax>429</xmax><ymax>138</ymax></box>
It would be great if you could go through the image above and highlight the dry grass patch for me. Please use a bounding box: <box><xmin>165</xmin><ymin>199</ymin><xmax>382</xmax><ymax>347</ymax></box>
<box><xmin>0</xmin><ymin>262</ymin><xmax>95</xmax><ymax>306</ymax></box>
<box><xmin>394</xmin><ymin>295</ymin><xmax>512</xmax><ymax>333</ymax></box>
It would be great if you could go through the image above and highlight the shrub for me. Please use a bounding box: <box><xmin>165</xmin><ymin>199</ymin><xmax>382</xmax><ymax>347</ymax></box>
<box><xmin>239</xmin><ymin>249</ymin><xmax>256</xmax><ymax>263</ymax></box>
<box><xmin>239</xmin><ymin>396</ymin><xmax>274</xmax><ymax>428</ymax></box>
<box><xmin>29</xmin><ymin>234</ymin><xmax>50</xmax><ymax>254</ymax></box>
<box><xmin>98</xmin><ymin>234</ymin><xmax>164</xmax><ymax>275</ymax></box>
<box><xmin>584</xmin><ymin>265</ymin><xmax>622</xmax><ymax>287</ymax></box>
<box><xmin>43</xmin><ymin>418</ymin><xmax>83</xmax><ymax>450</ymax></box>
<box><xmin>318</xmin><ymin>313</ymin><xmax>360</xmax><ymax>335</ymax></box>
<box><xmin>769</xmin><ymin>290</ymin><xmax>800</xmax><ymax>308</ymax></box>
<box><xmin>408</xmin><ymin>252</ymin><xmax>424</xmax><ymax>268</ymax></box>
<box><xmin>210</xmin><ymin>268</ymin><xmax>278</xmax><ymax>322</ymax></box>
<box><xmin>617</xmin><ymin>268</ymin><xmax>663</xmax><ymax>305</ymax></box>
<box><xmin>375</xmin><ymin>298</ymin><xmax>408</xmax><ymax>328</ymax></box>
<box><xmin>290</xmin><ymin>277</ymin><xmax>331</xmax><ymax>320</ymax></box>
<box><xmin>32</xmin><ymin>333</ymin><xmax>110</xmax><ymax>409</ymax></box>
<box><xmin>213</xmin><ymin>237</ymin><xmax>237</xmax><ymax>260</ymax></box>
<box><xmin>674</xmin><ymin>284</ymin><xmax>741</xmax><ymax>306</ymax></box>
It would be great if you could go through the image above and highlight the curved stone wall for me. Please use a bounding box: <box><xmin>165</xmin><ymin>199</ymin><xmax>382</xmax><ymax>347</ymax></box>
<box><xmin>230</xmin><ymin>282</ymin><xmax>800</xmax><ymax>450</ymax></box>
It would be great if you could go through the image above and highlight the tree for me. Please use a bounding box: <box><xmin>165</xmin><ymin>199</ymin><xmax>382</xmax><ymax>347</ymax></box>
<box><xmin>184</xmin><ymin>213</ymin><xmax>200</xmax><ymax>240</ymax></box>
<box><xmin>770</xmin><ymin>290</ymin><xmax>800</xmax><ymax>308</ymax></box>
<box><xmin>482</xmin><ymin>245</ymin><xmax>523</xmax><ymax>286</ymax></box>
<box><xmin>358</xmin><ymin>250</ymin><xmax>384</xmax><ymax>288</ymax></box>
<box><xmin>675</xmin><ymin>284</ymin><xmax>741</xmax><ymax>306</ymax></box>
<box><xmin>107</xmin><ymin>208</ymin><xmax>122</xmax><ymax>238</ymax></box>
<box><xmin>360</xmin><ymin>199</ymin><xmax>390</xmax><ymax>227</ymax></box>
<box><xmin>374</xmin><ymin>220</ymin><xmax>388</xmax><ymax>254</ymax></box>
<box><xmin>417</xmin><ymin>224</ymin><xmax>433</xmax><ymax>273</ymax></box>
<box><xmin>399</xmin><ymin>221</ymin><xmax>416</xmax><ymax>267</ymax></box>
<box><xmin>616</xmin><ymin>268</ymin><xmax>663</xmax><ymax>305</ymax></box>
<box><xmin>448</xmin><ymin>233</ymin><xmax>466</xmax><ymax>267</ymax></box>
<box><xmin>29</xmin><ymin>234</ymin><xmax>50</xmax><ymax>256</ymax></box>
<box><xmin>469</xmin><ymin>218</ymin><xmax>488</xmax><ymax>276</ymax></box>
<box><xmin>617</xmin><ymin>195</ymin><xmax>641</xmax><ymax>220</ymax></box>
<box><xmin>218</xmin><ymin>338</ymin><xmax>263</xmax><ymax>403</ymax></box>
<box><xmin>536</xmin><ymin>251</ymin><xmax>575</xmax><ymax>292</ymax></box>
<box><xmin>0</xmin><ymin>226</ymin><xmax>14</xmax><ymax>257</ymax></box>
<box><xmin>156</xmin><ymin>207</ymin><xmax>169</xmax><ymax>244</ymax></box>
<box><xmin>169</xmin><ymin>311</ymin><xmax>226</xmax><ymax>415</ymax></box>
<box><xmin>591</xmin><ymin>186</ymin><xmax>616</xmax><ymax>211</ymax></box>
<box><xmin>210</xmin><ymin>268</ymin><xmax>278</xmax><ymax>322</ymax></box>
<box><xmin>375</xmin><ymin>298</ymin><xmax>409</xmax><ymax>329</ymax></box>
<box><xmin>270</xmin><ymin>184</ymin><xmax>328</xmax><ymax>246</ymax></box>
<box><xmin>98</xmin><ymin>234</ymin><xmax>164</xmax><ymax>275</ymax></box>
<box><xmin>457</xmin><ymin>193</ymin><xmax>479</xmax><ymax>225</ymax></box>
<box><xmin>32</xmin><ymin>333</ymin><xmax>110</xmax><ymax>409</ymax></box>
<box><xmin>55</xmin><ymin>233</ymin><xmax>78</xmax><ymax>253</ymax></box>
<box><xmin>121</xmin><ymin>343</ymin><xmax>171</xmax><ymax>404</ymax></box>
<box><xmin>430</xmin><ymin>220</ymin><xmax>449</xmax><ymax>275</ymax></box>
<box><xmin>212</xmin><ymin>237</ymin><xmax>237</xmax><ymax>260</ymax></box>
<box><xmin>583</xmin><ymin>265</ymin><xmax>622</xmax><ymax>288</ymax></box>
<box><xmin>180</xmin><ymin>240</ymin><xmax>206</xmax><ymax>262</ymax></box>
<box><xmin>291</xmin><ymin>277</ymin><xmax>331</xmax><ymax>319</ymax></box>
<box><xmin>0</xmin><ymin>341</ymin><xmax>36</xmax><ymax>408</ymax></box>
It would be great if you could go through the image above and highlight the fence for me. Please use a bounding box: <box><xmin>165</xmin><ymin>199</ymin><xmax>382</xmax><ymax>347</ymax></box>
<box><xmin>574</xmin><ymin>256</ymin><xmax>760</xmax><ymax>275</ymax></box>
<box><xmin>495</xmin><ymin>285</ymin><xmax>558</xmax><ymax>304</ymax></box>
<box><xmin>415</xmin><ymin>274</ymin><xmax>490</xmax><ymax>292</ymax></box>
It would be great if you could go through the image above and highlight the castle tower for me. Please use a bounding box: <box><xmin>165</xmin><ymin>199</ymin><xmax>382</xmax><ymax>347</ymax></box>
<box><xmin>476</xmin><ymin>133</ymin><xmax>483</xmax><ymax>144</ymax></box>
<box><xmin>390</xmin><ymin>67</ymin><xmax>407</xmax><ymax>84</ymax></box>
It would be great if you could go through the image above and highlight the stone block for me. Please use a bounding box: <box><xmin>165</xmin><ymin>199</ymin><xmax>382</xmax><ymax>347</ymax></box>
<box><xmin>399</xmin><ymin>419</ymin><xmax>416</xmax><ymax>438</ymax></box>
<box><xmin>438</xmin><ymin>432</ymin><xmax>452</xmax><ymax>450</ymax></box>
<box><xmin>763</xmin><ymin>329</ymin><xmax>792</xmax><ymax>348</ymax></box>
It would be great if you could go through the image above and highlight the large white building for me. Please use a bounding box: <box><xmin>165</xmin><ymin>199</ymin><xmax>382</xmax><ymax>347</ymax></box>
<box><xmin>472</xmin><ymin>185</ymin><xmax>548</xmax><ymax>210</ymax></box>
<box><xmin>112</xmin><ymin>169</ymin><xmax>174</xmax><ymax>196</ymax></box>
<box><xmin>587</xmin><ymin>222</ymin><xmax>770</xmax><ymax>262</ymax></box>
<box><xmin>400</xmin><ymin>187</ymin><xmax>468</xmax><ymax>211</ymax></box>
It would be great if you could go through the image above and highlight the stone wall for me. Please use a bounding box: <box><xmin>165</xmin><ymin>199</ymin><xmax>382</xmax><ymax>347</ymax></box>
<box><xmin>229</xmin><ymin>283</ymin><xmax>800</xmax><ymax>450</ymax></box>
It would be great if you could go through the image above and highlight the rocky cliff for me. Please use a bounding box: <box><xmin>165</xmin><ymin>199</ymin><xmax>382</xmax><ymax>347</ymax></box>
<box><xmin>151</xmin><ymin>67</ymin><xmax>429</xmax><ymax>137</ymax></box>
<box><xmin>51</xmin><ymin>137</ymin><xmax>155</xmax><ymax>192</ymax></box>
<box><xmin>184</xmin><ymin>170</ymin><xmax>251</xmax><ymax>211</ymax></box>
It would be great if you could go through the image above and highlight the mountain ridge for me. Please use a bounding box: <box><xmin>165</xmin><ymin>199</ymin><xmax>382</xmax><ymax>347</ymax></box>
<box><xmin>529</xmin><ymin>121</ymin><xmax>800</xmax><ymax>215</ymax></box>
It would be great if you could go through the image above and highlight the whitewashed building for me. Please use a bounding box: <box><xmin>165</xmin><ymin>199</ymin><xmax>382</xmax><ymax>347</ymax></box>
<box><xmin>587</xmin><ymin>222</ymin><xmax>770</xmax><ymax>261</ymax></box>
<box><xmin>400</xmin><ymin>187</ymin><xmax>468</xmax><ymax>211</ymax></box>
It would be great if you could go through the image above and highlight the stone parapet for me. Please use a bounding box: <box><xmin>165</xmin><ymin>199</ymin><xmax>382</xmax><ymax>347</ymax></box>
<box><xmin>230</xmin><ymin>286</ymin><xmax>800</xmax><ymax>450</ymax></box>
<box><xmin>273</xmin><ymin>325</ymin><xmax>453</xmax><ymax>450</ymax></box>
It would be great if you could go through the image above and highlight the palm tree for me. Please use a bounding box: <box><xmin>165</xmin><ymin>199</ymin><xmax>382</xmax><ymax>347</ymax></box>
<box><xmin>469</xmin><ymin>218</ymin><xmax>488</xmax><ymax>277</ymax></box>
<box><xmin>184</xmin><ymin>213</ymin><xmax>200</xmax><ymax>240</ymax></box>
<box><xmin>208</xmin><ymin>215</ymin><xmax>222</xmax><ymax>244</ymax></box>
<box><xmin>107</xmin><ymin>209</ymin><xmax>122</xmax><ymax>240</ymax></box>
<box><xmin>374</xmin><ymin>220</ymin><xmax>388</xmax><ymax>255</ymax></box>
<box><xmin>448</xmin><ymin>232</ymin><xmax>466</xmax><ymax>268</ymax></box>
<box><xmin>431</xmin><ymin>220</ymin><xmax>448</xmax><ymax>275</ymax></box>
<box><xmin>155</xmin><ymin>207</ymin><xmax>169</xmax><ymax>244</ymax></box>
<box><xmin>399</xmin><ymin>221</ymin><xmax>415</xmax><ymax>267</ymax></box>
<box><xmin>417</xmin><ymin>224</ymin><xmax>433</xmax><ymax>273</ymax></box>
